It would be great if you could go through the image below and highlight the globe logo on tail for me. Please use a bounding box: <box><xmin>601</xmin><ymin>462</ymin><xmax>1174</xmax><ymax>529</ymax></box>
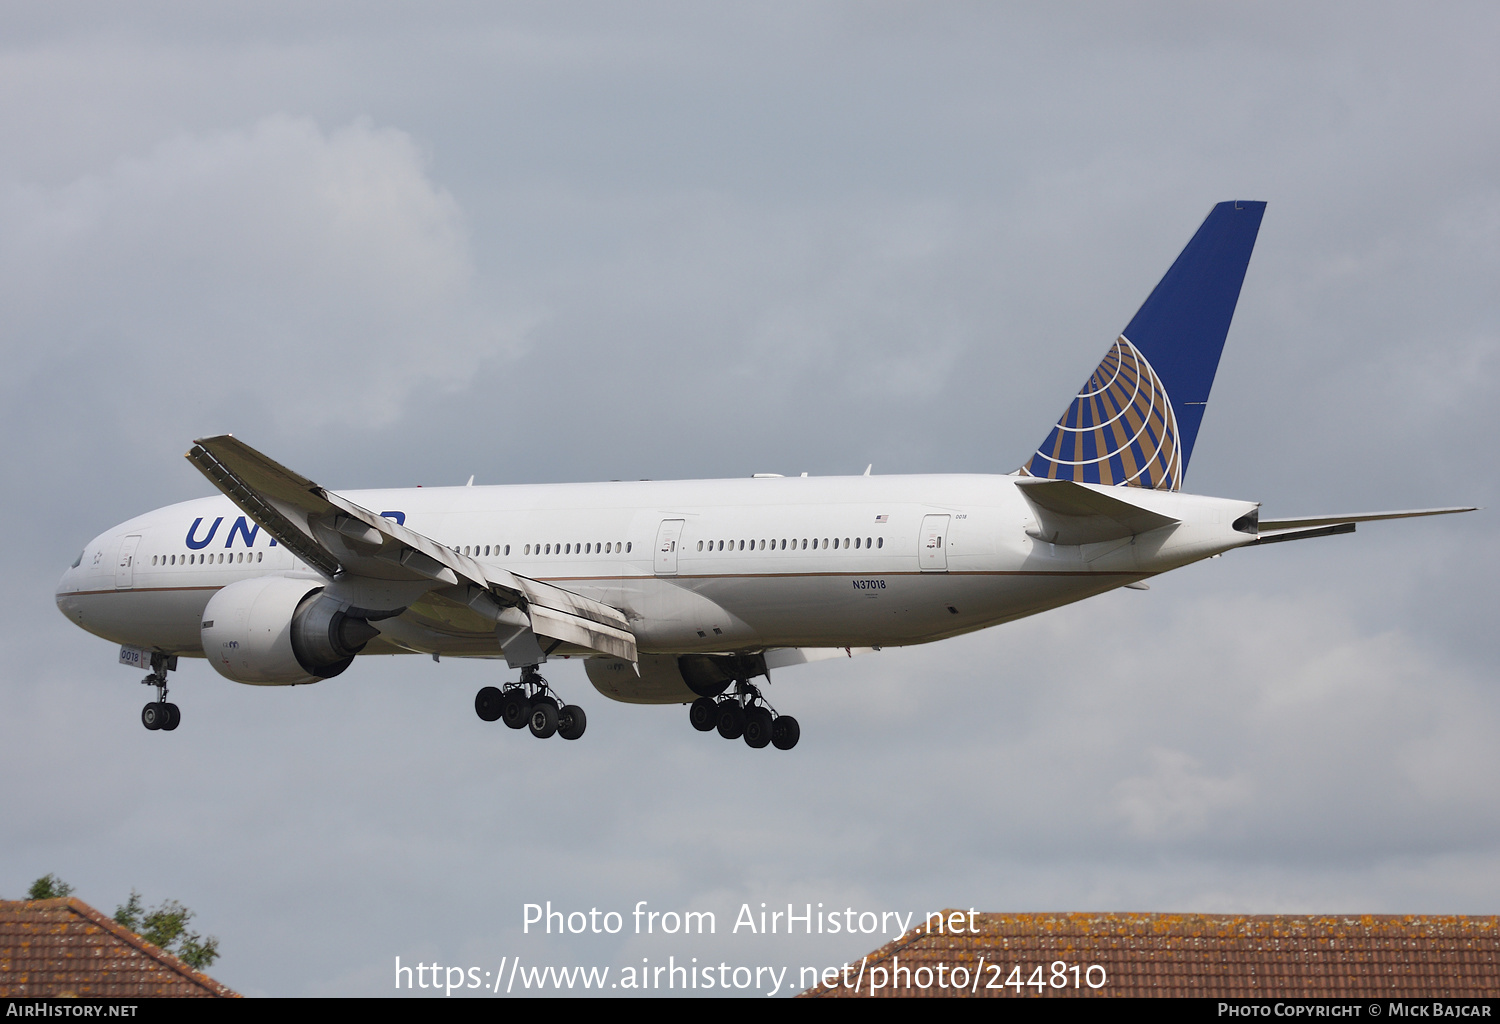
<box><xmin>1021</xmin><ymin>336</ymin><xmax>1182</xmax><ymax>491</ymax></box>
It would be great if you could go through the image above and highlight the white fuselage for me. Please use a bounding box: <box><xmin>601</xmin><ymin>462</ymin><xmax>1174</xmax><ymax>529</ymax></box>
<box><xmin>55</xmin><ymin>473</ymin><xmax>1259</xmax><ymax>662</ymax></box>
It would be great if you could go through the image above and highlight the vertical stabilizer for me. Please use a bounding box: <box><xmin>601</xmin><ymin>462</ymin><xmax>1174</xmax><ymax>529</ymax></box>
<box><xmin>1021</xmin><ymin>201</ymin><xmax>1265</xmax><ymax>489</ymax></box>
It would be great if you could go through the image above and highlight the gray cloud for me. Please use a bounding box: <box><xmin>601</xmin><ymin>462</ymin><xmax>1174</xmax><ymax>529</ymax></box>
<box><xmin>2</xmin><ymin>2</ymin><xmax>1496</xmax><ymax>997</ymax></box>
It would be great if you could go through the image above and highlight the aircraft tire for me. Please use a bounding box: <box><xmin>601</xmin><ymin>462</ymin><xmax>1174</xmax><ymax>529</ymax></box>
<box><xmin>716</xmin><ymin>702</ymin><xmax>745</xmax><ymax>740</ymax></box>
<box><xmin>771</xmin><ymin>715</ymin><xmax>800</xmax><ymax>751</ymax></box>
<box><xmin>141</xmin><ymin>702</ymin><xmax>163</xmax><ymax>731</ymax></box>
<box><xmin>474</xmin><ymin>686</ymin><xmax>504</xmax><ymax>722</ymax></box>
<box><xmin>743</xmin><ymin>708</ymin><xmax>773</xmax><ymax>749</ymax></box>
<box><xmin>529</xmin><ymin>702</ymin><xmax>559</xmax><ymax>739</ymax></box>
<box><xmin>558</xmin><ymin>704</ymin><xmax>587</xmax><ymax>740</ymax></box>
<box><xmin>689</xmin><ymin>697</ymin><xmax>718</xmax><ymax>732</ymax></box>
<box><xmin>161</xmin><ymin>703</ymin><xmax>181</xmax><ymax>731</ymax></box>
<box><xmin>500</xmin><ymin>689</ymin><xmax>531</xmax><ymax>729</ymax></box>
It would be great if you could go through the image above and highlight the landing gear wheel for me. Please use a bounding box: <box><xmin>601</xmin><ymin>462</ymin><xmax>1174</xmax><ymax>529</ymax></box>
<box><xmin>771</xmin><ymin>715</ymin><xmax>800</xmax><ymax>751</ymax></box>
<box><xmin>138</xmin><ymin>653</ymin><xmax>179</xmax><ymax>732</ymax></box>
<box><xmin>529</xmin><ymin>693</ymin><xmax>559</xmax><ymax>710</ymax></box>
<box><xmin>475</xmin><ymin>686</ymin><xmax>504</xmax><ymax>722</ymax></box>
<box><xmin>500</xmin><ymin>689</ymin><xmax>531</xmax><ymax>729</ymax></box>
<box><xmin>558</xmin><ymin>704</ymin><xmax>587</xmax><ymax>740</ymax></box>
<box><xmin>528</xmin><ymin>702</ymin><xmax>559</xmax><ymax>739</ymax></box>
<box><xmin>743</xmin><ymin>707</ymin><xmax>773</xmax><ymax>748</ymax></box>
<box><xmin>689</xmin><ymin>697</ymin><xmax>719</xmax><ymax>732</ymax></box>
<box><xmin>717</xmin><ymin>702</ymin><xmax>746</xmax><ymax>740</ymax></box>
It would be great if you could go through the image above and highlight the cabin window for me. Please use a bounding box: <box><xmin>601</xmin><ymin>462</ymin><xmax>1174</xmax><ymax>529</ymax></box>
<box><xmin>878</xmin><ymin>537</ymin><xmax>883</xmax><ymax>548</ymax></box>
<box><xmin>697</xmin><ymin>541</ymin><xmax>703</xmax><ymax>551</ymax></box>
<box><xmin>505</xmin><ymin>545</ymin><xmax>511</xmax><ymax>556</ymax></box>
<box><xmin>626</xmin><ymin>542</ymin><xmax>632</xmax><ymax>552</ymax></box>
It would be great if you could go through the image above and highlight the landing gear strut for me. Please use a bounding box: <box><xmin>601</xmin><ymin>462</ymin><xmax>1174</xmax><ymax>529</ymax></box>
<box><xmin>689</xmin><ymin>680</ymin><xmax>798</xmax><ymax>751</ymax></box>
<box><xmin>140</xmin><ymin>653</ymin><xmax>180</xmax><ymax>732</ymax></box>
<box><xmin>474</xmin><ymin>666</ymin><xmax>587</xmax><ymax>741</ymax></box>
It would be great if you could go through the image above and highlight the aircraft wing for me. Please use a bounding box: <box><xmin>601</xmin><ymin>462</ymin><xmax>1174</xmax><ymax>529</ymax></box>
<box><xmin>1015</xmin><ymin>478</ymin><xmax>1180</xmax><ymax>545</ymax></box>
<box><xmin>1252</xmin><ymin>506</ymin><xmax>1477</xmax><ymax>545</ymax></box>
<box><xmin>185</xmin><ymin>435</ymin><xmax>637</xmax><ymax>663</ymax></box>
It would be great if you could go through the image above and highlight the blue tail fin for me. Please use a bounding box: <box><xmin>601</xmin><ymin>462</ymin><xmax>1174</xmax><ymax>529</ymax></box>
<box><xmin>1021</xmin><ymin>201</ymin><xmax>1266</xmax><ymax>490</ymax></box>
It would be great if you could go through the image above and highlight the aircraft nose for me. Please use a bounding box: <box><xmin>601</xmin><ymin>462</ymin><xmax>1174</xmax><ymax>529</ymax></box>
<box><xmin>56</xmin><ymin>542</ymin><xmax>91</xmax><ymax>616</ymax></box>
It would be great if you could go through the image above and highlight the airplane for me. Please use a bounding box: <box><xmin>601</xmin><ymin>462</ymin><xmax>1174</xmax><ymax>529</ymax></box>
<box><xmin>54</xmin><ymin>200</ymin><xmax>1475</xmax><ymax>750</ymax></box>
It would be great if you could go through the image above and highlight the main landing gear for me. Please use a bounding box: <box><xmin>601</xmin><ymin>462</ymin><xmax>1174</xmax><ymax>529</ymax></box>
<box><xmin>474</xmin><ymin>666</ymin><xmax>587</xmax><ymax>741</ymax></box>
<box><xmin>140</xmin><ymin>652</ymin><xmax>180</xmax><ymax>732</ymax></box>
<box><xmin>690</xmin><ymin>680</ymin><xmax>799</xmax><ymax>751</ymax></box>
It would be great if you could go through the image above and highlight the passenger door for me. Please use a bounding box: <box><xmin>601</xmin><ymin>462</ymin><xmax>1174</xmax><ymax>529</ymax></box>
<box><xmin>654</xmin><ymin>520</ymin><xmax>685</xmax><ymax>576</ymax></box>
<box><xmin>918</xmin><ymin>515</ymin><xmax>949</xmax><ymax>571</ymax></box>
<box><xmin>115</xmin><ymin>535</ymin><xmax>141</xmax><ymax>589</ymax></box>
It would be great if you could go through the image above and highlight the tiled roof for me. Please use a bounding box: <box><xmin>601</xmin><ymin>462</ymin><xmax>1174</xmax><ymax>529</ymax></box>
<box><xmin>0</xmin><ymin>898</ymin><xmax>239</xmax><ymax>998</ymax></box>
<box><xmin>800</xmin><ymin>911</ymin><xmax>1500</xmax><ymax>998</ymax></box>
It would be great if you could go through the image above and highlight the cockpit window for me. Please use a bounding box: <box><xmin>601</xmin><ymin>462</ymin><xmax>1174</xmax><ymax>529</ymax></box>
<box><xmin>71</xmin><ymin>550</ymin><xmax>84</xmax><ymax>568</ymax></box>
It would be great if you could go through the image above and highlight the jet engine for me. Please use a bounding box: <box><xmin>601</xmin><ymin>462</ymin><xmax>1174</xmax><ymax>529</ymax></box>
<box><xmin>200</xmin><ymin>576</ymin><xmax>381</xmax><ymax>685</ymax></box>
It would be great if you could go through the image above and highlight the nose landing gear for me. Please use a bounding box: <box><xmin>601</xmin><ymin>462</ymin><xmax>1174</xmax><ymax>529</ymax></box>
<box><xmin>689</xmin><ymin>680</ymin><xmax>798</xmax><ymax>751</ymax></box>
<box><xmin>474</xmin><ymin>666</ymin><xmax>587</xmax><ymax>741</ymax></box>
<box><xmin>140</xmin><ymin>652</ymin><xmax>180</xmax><ymax>732</ymax></box>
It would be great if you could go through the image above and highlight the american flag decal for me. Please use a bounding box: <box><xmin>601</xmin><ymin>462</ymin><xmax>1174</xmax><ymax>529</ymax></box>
<box><xmin>874</xmin><ymin>514</ymin><xmax>888</xmax><ymax>523</ymax></box>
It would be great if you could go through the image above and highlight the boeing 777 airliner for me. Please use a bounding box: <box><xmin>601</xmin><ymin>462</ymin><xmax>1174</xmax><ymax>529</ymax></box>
<box><xmin>54</xmin><ymin>201</ymin><xmax>1474</xmax><ymax>749</ymax></box>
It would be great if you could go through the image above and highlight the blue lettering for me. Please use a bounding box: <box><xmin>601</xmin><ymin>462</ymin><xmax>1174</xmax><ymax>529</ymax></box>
<box><xmin>186</xmin><ymin>517</ymin><xmax>223</xmax><ymax>550</ymax></box>
<box><xmin>225</xmin><ymin>516</ymin><xmax>260</xmax><ymax>549</ymax></box>
<box><xmin>381</xmin><ymin>511</ymin><xmax>406</xmax><ymax>526</ymax></box>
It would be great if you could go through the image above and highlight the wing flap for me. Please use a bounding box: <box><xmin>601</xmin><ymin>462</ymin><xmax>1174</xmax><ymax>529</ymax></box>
<box><xmin>186</xmin><ymin>434</ymin><xmax>637</xmax><ymax>663</ymax></box>
<box><xmin>1016</xmin><ymin>478</ymin><xmax>1180</xmax><ymax>545</ymax></box>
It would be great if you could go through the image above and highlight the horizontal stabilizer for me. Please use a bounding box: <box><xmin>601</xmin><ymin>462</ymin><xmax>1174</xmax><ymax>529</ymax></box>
<box><xmin>1016</xmin><ymin>478</ymin><xmax>1179</xmax><ymax>545</ymax></box>
<box><xmin>1250</xmin><ymin>522</ymin><xmax>1356</xmax><ymax>546</ymax></box>
<box><xmin>1258</xmin><ymin>507</ymin><xmax>1477</xmax><ymax>533</ymax></box>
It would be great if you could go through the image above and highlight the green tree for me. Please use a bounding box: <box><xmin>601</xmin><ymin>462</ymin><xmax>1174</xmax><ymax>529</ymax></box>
<box><xmin>114</xmin><ymin>889</ymin><xmax>221</xmax><ymax>971</ymax></box>
<box><xmin>26</xmin><ymin>874</ymin><xmax>75</xmax><ymax>899</ymax></box>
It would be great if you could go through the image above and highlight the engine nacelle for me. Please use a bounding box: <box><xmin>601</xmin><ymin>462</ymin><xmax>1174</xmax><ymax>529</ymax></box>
<box><xmin>201</xmin><ymin>576</ymin><xmax>380</xmax><ymax>685</ymax></box>
<box><xmin>585</xmin><ymin>652</ymin><xmax>762</xmax><ymax>705</ymax></box>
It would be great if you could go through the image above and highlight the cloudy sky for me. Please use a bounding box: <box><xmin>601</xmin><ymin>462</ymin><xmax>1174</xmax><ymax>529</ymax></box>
<box><xmin>3</xmin><ymin>2</ymin><xmax>1496</xmax><ymax>997</ymax></box>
